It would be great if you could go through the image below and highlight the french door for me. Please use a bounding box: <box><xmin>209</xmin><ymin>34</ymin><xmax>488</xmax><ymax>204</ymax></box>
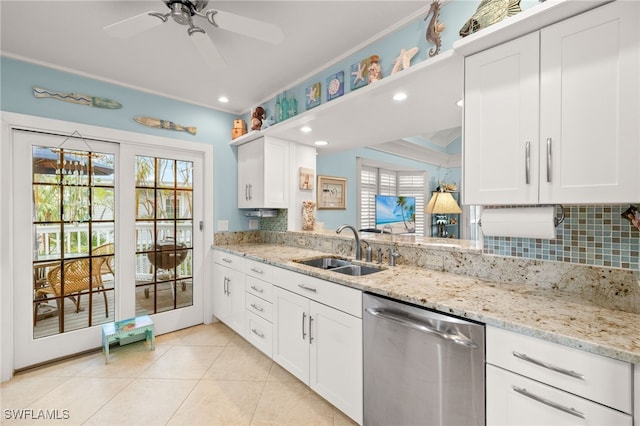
<box><xmin>11</xmin><ymin>126</ymin><xmax>207</xmax><ymax>369</ymax></box>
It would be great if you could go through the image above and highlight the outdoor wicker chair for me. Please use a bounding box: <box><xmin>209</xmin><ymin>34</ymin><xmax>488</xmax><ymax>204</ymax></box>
<box><xmin>34</xmin><ymin>243</ymin><xmax>113</xmax><ymax>325</ymax></box>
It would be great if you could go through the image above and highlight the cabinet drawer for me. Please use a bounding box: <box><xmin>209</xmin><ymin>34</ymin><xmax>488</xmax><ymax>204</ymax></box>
<box><xmin>246</xmin><ymin>292</ymin><xmax>272</xmax><ymax>322</ymax></box>
<box><xmin>246</xmin><ymin>275</ymin><xmax>274</xmax><ymax>302</ymax></box>
<box><xmin>213</xmin><ymin>251</ymin><xmax>245</xmax><ymax>270</ymax></box>
<box><xmin>487</xmin><ymin>326</ymin><xmax>632</xmax><ymax>413</ymax></box>
<box><xmin>275</xmin><ymin>269</ymin><xmax>362</xmax><ymax>318</ymax></box>
<box><xmin>246</xmin><ymin>311</ymin><xmax>272</xmax><ymax>358</ymax></box>
<box><xmin>245</xmin><ymin>258</ymin><xmax>278</xmax><ymax>282</ymax></box>
<box><xmin>487</xmin><ymin>364</ymin><xmax>632</xmax><ymax>426</ymax></box>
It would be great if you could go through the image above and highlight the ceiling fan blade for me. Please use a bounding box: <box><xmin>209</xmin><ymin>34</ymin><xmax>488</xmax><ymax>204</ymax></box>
<box><xmin>104</xmin><ymin>12</ymin><xmax>162</xmax><ymax>39</ymax></box>
<box><xmin>213</xmin><ymin>10</ymin><xmax>284</xmax><ymax>45</ymax></box>
<box><xmin>190</xmin><ymin>32</ymin><xmax>226</xmax><ymax>70</ymax></box>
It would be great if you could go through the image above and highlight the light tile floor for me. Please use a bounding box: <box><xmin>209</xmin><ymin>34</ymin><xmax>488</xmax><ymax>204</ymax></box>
<box><xmin>1</xmin><ymin>322</ymin><xmax>358</xmax><ymax>425</ymax></box>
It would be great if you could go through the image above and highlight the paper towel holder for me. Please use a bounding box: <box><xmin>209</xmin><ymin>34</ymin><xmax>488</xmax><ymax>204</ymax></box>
<box><xmin>478</xmin><ymin>205</ymin><xmax>565</xmax><ymax>228</ymax></box>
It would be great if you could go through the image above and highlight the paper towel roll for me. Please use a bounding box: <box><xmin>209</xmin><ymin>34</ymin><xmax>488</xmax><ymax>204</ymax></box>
<box><xmin>480</xmin><ymin>207</ymin><xmax>556</xmax><ymax>239</ymax></box>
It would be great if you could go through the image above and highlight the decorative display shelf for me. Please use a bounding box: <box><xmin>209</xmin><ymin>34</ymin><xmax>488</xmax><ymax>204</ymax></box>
<box><xmin>260</xmin><ymin>50</ymin><xmax>463</xmax><ymax>154</ymax></box>
<box><xmin>229</xmin><ymin>130</ymin><xmax>263</xmax><ymax>146</ymax></box>
<box><xmin>453</xmin><ymin>0</ymin><xmax>611</xmax><ymax>56</ymax></box>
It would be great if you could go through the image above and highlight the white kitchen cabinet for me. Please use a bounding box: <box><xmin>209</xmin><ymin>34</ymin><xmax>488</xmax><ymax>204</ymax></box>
<box><xmin>486</xmin><ymin>326</ymin><xmax>633</xmax><ymax>425</ymax></box>
<box><xmin>464</xmin><ymin>0</ymin><xmax>639</xmax><ymax>205</ymax></box>
<box><xmin>237</xmin><ymin>136</ymin><xmax>290</xmax><ymax>209</ymax></box>
<box><xmin>487</xmin><ymin>365</ymin><xmax>631</xmax><ymax>426</ymax></box>
<box><xmin>273</xmin><ymin>285</ymin><xmax>363</xmax><ymax>425</ymax></box>
<box><xmin>212</xmin><ymin>254</ymin><xmax>246</xmax><ymax>336</ymax></box>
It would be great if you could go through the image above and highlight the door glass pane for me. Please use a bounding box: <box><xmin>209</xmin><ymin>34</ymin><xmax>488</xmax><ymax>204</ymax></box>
<box><xmin>33</xmin><ymin>146</ymin><xmax>115</xmax><ymax>339</ymax></box>
<box><xmin>135</xmin><ymin>156</ymin><xmax>193</xmax><ymax>315</ymax></box>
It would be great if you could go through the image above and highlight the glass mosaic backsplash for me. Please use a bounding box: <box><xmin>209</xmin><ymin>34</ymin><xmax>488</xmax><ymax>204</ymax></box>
<box><xmin>259</xmin><ymin>209</ymin><xmax>288</xmax><ymax>232</ymax></box>
<box><xmin>483</xmin><ymin>205</ymin><xmax>640</xmax><ymax>271</ymax></box>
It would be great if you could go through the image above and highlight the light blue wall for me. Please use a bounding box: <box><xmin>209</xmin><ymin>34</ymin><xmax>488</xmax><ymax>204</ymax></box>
<box><xmin>316</xmin><ymin>147</ymin><xmax>460</xmax><ymax>230</ymax></box>
<box><xmin>1</xmin><ymin>56</ymin><xmax>247</xmax><ymax>231</ymax></box>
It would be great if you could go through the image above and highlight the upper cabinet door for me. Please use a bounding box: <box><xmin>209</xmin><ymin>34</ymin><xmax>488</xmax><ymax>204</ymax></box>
<box><xmin>463</xmin><ymin>32</ymin><xmax>540</xmax><ymax>205</ymax></box>
<box><xmin>539</xmin><ymin>0</ymin><xmax>640</xmax><ymax>204</ymax></box>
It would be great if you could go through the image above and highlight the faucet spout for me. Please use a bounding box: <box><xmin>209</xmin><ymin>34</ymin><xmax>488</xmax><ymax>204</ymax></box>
<box><xmin>336</xmin><ymin>224</ymin><xmax>362</xmax><ymax>260</ymax></box>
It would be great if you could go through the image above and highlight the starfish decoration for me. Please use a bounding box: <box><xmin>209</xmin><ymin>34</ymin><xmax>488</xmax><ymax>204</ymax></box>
<box><xmin>391</xmin><ymin>47</ymin><xmax>419</xmax><ymax>74</ymax></box>
<box><xmin>351</xmin><ymin>61</ymin><xmax>366</xmax><ymax>85</ymax></box>
<box><xmin>306</xmin><ymin>86</ymin><xmax>318</xmax><ymax>103</ymax></box>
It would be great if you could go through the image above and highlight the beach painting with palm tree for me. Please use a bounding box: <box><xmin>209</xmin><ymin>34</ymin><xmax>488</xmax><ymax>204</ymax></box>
<box><xmin>375</xmin><ymin>195</ymin><xmax>416</xmax><ymax>233</ymax></box>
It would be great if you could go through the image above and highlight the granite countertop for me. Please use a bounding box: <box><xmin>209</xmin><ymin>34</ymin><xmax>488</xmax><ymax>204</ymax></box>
<box><xmin>214</xmin><ymin>243</ymin><xmax>640</xmax><ymax>365</ymax></box>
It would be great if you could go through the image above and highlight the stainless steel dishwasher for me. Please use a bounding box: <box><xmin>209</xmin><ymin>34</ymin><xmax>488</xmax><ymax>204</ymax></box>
<box><xmin>363</xmin><ymin>293</ymin><xmax>485</xmax><ymax>426</ymax></box>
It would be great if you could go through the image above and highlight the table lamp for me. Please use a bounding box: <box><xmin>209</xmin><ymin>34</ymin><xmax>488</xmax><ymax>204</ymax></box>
<box><xmin>425</xmin><ymin>190</ymin><xmax>461</xmax><ymax>237</ymax></box>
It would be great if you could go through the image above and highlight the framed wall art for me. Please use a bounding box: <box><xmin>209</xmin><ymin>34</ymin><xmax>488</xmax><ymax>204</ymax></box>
<box><xmin>299</xmin><ymin>167</ymin><xmax>314</xmax><ymax>190</ymax></box>
<box><xmin>317</xmin><ymin>175</ymin><xmax>346</xmax><ymax>210</ymax></box>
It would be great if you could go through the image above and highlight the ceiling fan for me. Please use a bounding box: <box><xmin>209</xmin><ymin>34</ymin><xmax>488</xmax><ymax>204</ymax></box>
<box><xmin>104</xmin><ymin>0</ymin><xmax>284</xmax><ymax>69</ymax></box>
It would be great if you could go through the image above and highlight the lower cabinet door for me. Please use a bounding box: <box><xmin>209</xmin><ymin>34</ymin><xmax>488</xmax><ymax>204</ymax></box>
<box><xmin>487</xmin><ymin>364</ymin><xmax>632</xmax><ymax>426</ymax></box>
<box><xmin>245</xmin><ymin>310</ymin><xmax>272</xmax><ymax>358</ymax></box>
<box><xmin>272</xmin><ymin>287</ymin><xmax>310</xmax><ymax>385</ymax></box>
<box><xmin>309</xmin><ymin>300</ymin><xmax>363</xmax><ymax>425</ymax></box>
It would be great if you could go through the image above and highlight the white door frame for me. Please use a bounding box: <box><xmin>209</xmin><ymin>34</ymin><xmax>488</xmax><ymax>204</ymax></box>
<box><xmin>0</xmin><ymin>112</ymin><xmax>215</xmax><ymax>381</ymax></box>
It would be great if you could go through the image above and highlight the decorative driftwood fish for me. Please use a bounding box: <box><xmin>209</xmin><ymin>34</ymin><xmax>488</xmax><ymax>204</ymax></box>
<box><xmin>459</xmin><ymin>0</ymin><xmax>522</xmax><ymax>38</ymax></box>
<box><xmin>134</xmin><ymin>116</ymin><xmax>197</xmax><ymax>136</ymax></box>
<box><xmin>424</xmin><ymin>0</ymin><xmax>446</xmax><ymax>57</ymax></box>
<box><xmin>33</xmin><ymin>86</ymin><xmax>122</xmax><ymax>109</ymax></box>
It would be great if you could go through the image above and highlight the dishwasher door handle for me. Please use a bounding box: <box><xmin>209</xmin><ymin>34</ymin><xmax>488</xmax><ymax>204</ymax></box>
<box><xmin>365</xmin><ymin>307</ymin><xmax>478</xmax><ymax>349</ymax></box>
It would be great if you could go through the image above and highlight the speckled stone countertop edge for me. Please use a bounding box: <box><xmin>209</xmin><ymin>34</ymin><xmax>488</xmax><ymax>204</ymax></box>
<box><xmin>213</xmin><ymin>244</ymin><xmax>640</xmax><ymax>365</ymax></box>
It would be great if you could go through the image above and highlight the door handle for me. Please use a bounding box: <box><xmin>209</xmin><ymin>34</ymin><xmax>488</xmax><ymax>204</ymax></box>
<box><xmin>512</xmin><ymin>386</ymin><xmax>585</xmax><ymax>419</ymax></box>
<box><xmin>250</xmin><ymin>267</ymin><xmax>264</xmax><ymax>275</ymax></box>
<box><xmin>512</xmin><ymin>351</ymin><xmax>585</xmax><ymax>380</ymax></box>
<box><xmin>251</xmin><ymin>328</ymin><xmax>265</xmax><ymax>338</ymax></box>
<box><xmin>365</xmin><ymin>307</ymin><xmax>478</xmax><ymax>349</ymax></box>
<box><xmin>250</xmin><ymin>285</ymin><xmax>264</xmax><ymax>293</ymax></box>
<box><xmin>525</xmin><ymin>141</ymin><xmax>531</xmax><ymax>185</ymax></box>
<box><xmin>546</xmin><ymin>138</ymin><xmax>552</xmax><ymax>183</ymax></box>
<box><xmin>250</xmin><ymin>303</ymin><xmax>264</xmax><ymax>312</ymax></box>
<box><xmin>309</xmin><ymin>315</ymin><xmax>314</xmax><ymax>343</ymax></box>
<box><xmin>302</xmin><ymin>312</ymin><xmax>307</xmax><ymax>340</ymax></box>
<box><xmin>298</xmin><ymin>283</ymin><xmax>317</xmax><ymax>293</ymax></box>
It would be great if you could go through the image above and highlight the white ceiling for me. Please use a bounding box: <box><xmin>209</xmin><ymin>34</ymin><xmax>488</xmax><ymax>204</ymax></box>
<box><xmin>0</xmin><ymin>0</ymin><xmax>429</xmax><ymax>115</ymax></box>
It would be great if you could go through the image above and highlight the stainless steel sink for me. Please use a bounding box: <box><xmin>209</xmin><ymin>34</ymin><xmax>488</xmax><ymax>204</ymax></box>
<box><xmin>294</xmin><ymin>256</ymin><xmax>385</xmax><ymax>276</ymax></box>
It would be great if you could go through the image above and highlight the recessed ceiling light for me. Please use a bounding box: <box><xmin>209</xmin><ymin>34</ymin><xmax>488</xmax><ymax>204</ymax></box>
<box><xmin>218</xmin><ymin>96</ymin><xmax>229</xmax><ymax>103</ymax></box>
<box><xmin>314</xmin><ymin>140</ymin><xmax>328</xmax><ymax>146</ymax></box>
<box><xmin>300</xmin><ymin>126</ymin><xmax>312</xmax><ymax>133</ymax></box>
<box><xmin>393</xmin><ymin>92</ymin><xmax>408</xmax><ymax>101</ymax></box>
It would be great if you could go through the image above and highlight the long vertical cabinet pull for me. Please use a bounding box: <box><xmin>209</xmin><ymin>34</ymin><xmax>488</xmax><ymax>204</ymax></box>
<box><xmin>546</xmin><ymin>138</ymin><xmax>552</xmax><ymax>183</ymax></box>
<box><xmin>245</xmin><ymin>184</ymin><xmax>249</xmax><ymax>201</ymax></box>
<box><xmin>309</xmin><ymin>316</ymin><xmax>314</xmax><ymax>343</ymax></box>
<box><xmin>302</xmin><ymin>312</ymin><xmax>307</xmax><ymax>340</ymax></box>
<box><xmin>248</xmin><ymin>183</ymin><xmax>252</xmax><ymax>200</ymax></box>
<box><xmin>525</xmin><ymin>141</ymin><xmax>531</xmax><ymax>184</ymax></box>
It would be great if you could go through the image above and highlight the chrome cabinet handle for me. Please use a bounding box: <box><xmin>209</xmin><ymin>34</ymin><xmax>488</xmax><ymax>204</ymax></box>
<box><xmin>309</xmin><ymin>315</ymin><xmax>314</xmax><ymax>343</ymax></box>
<box><xmin>250</xmin><ymin>267</ymin><xmax>264</xmax><ymax>274</ymax></box>
<box><xmin>525</xmin><ymin>141</ymin><xmax>531</xmax><ymax>185</ymax></box>
<box><xmin>512</xmin><ymin>386</ymin><xmax>585</xmax><ymax>419</ymax></box>
<box><xmin>298</xmin><ymin>283</ymin><xmax>317</xmax><ymax>293</ymax></box>
<box><xmin>222</xmin><ymin>257</ymin><xmax>232</xmax><ymax>263</ymax></box>
<box><xmin>250</xmin><ymin>303</ymin><xmax>264</xmax><ymax>312</ymax></box>
<box><xmin>225</xmin><ymin>277</ymin><xmax>231</xmax><ymax>296</ymax></box>
<box><xmin>365</xmin><ymin>308</ymin><xmax>478</xmax><ymax>349</ymax></box>
<box><xmin>245</xmin><ymin>184</ymin><xmax>249</xmax><ymax>201</ymax></box>
<box><xmin>251</xmin><ymin>328</ymin><xmax>265</xmax><ymax>338</ymax></box>
<box><xmin>512</xmin><ymin>351</ymin><xmax>585</xmax><ymax>380</ymax></box>
<box><xmin>248</xmin><ymin>183</ymin><xmax>252</xmax><ymax>200</ymax></box>
<box><xmin>546</xmin><ymin>138</ymin><xmax>552</xmax><ymax>183</ymax></box>
<box><xmin>302</xmin><ymin>312</ymin><xmax>307</xmax><ymax>340</ymax></box>
<box><xmin>250</xmin><ymin>285</ymin><xmax>264</xmax><ymax>293</ymax></box>
<box><xmin>223</xmin><ymin>277</ymin><xmax>228</xmax><ymax>295</ymax></box>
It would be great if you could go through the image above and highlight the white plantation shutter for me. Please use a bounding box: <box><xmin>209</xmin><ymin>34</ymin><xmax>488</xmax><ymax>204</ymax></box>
<box><xmin>398</xmin><ymin>172</ymin><xmax>427</xmax><ymax>236</ymax></box>
<box><xmin>357</xmin><ymin>161</ymin><xmax>427</xmax><ymax>235</ymax></box>
<box><xmin>360</xmin><ymin>165</ymin><xmax>377</xmax><ymax>230</ymax></box>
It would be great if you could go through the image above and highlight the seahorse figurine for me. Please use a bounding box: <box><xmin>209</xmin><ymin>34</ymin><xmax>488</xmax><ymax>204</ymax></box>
<box><xmin>424</xmin><ymin>0</ymin><xmax>446</xmax><ymax>57</ymax></box>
